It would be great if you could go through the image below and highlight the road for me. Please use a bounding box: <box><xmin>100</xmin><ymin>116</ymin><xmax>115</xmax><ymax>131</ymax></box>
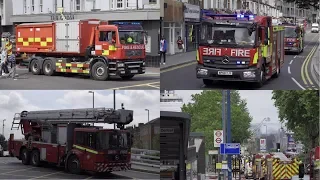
<box><xmin>161</xmin><ymin>32</ymin><xmax>319</xmax><ymax>90</ymax></box>
<box><xmin>0</xmin><ymin>157</ymin><xmax>159</xmax><ymax>179</ymax></box>
<box><xmin>0</xmin><ymin>68</ymin><xmax>160</xmax><ymax>90</ymax></box>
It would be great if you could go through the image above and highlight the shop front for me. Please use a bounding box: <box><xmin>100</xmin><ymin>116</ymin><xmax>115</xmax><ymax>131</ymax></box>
<box><xmin>184</xmin><ymin>3</ymin><xmax>201</xmax><ymax>52</ymax></box>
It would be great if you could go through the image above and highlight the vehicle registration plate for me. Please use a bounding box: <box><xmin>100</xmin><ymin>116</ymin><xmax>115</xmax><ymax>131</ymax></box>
<box><xmin>131</xmin><ymin>70</ymin><xmax>138</xmax><ymax>74</ymax></box>
<box><xmin>218</xmin><ymin>71</ymin><xmax>233</xmax><ymax>75</ymax></box>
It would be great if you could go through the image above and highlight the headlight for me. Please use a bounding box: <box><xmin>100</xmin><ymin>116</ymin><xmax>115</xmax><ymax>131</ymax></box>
<box><xmin>243</xmin><ymin>71</ymin><xmax>256</xmax><ymax>78</ymax></box>
<box><xmin>118</xmin><ymin>63</ymin><xmax>125</xmax><ymax>67</ymax></box>
<box><xmin>143</xmin><ymin>62</ymin><xmax>145</xmax><ymax>66</ymax></box>
<box><xmin>293</xmin><ymin>43</ymin><xmax>297</xmax><ymax>46</ymax></box>
<box><xmin>197</xmin><ymin>69</ymin><xmax>208</xmax><ymax>76</ymax></box>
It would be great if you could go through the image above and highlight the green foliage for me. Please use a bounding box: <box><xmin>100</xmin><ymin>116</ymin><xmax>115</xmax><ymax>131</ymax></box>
<box><xmin>272</xmin><ymin>90</ymin><xmax>319</xmax><ymax>149</ymax></box>
<box><xmin>0</xmin><ymin>134</ymin><xmax>7</xmax><ymax>151</ymax></box>
<box><xmin>284</xmin><ymin>0</ymin><xmax>319</xmax><ymax>10</ymax></box>
<box><xmin>181</xmin><ymin>90</ymin><xmax>252</xmax><ymax>153</ymax></box>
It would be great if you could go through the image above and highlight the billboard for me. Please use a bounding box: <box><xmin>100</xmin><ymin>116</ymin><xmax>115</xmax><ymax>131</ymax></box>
<box><xmin>214</xmin><ymin>130</ymin><xmax>224</xmax><ymax>148</ymax></box>
<box><xmin>260</xmin><ymin>138</ymin><xmax>267</xmax><ymax>152</ymax></box>
<box><xmin>287</xmin><ymin>134</ymin><xmax>295</xmax><ymax>144</ymax></box>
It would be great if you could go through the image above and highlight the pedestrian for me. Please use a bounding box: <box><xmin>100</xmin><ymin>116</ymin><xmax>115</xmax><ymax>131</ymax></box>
<box><xmin>159</xmin><ymin>36</ymin><xmax>167</xmax><ymax>65</ymax></box>
<box><xmin>177</xmin><ymin>36</ymin><xmax>184</xmax><ymax>52</ymax></box>
<box><xmin>0</xmin><ymin>47</ymin><xmax>9</xmax><ymax>76</ymax></box>
<box><xmin>298</xmin><ymin>161</ymin><xmax>305</xmax><ymax>179</ymax></box>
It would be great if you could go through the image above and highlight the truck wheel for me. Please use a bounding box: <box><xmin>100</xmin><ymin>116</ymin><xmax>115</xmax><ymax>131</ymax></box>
<box><xmin>67</xmin><ymin>156</ymin><xmax>81</xmax><ymax>174</ymax></box>
<box><xmin>255</xmin><ymin>65</ymin><xmax>266</xmax><ymax>88</ymax></box>
<box><xmin>30</xmin><ymin>59</ymin><xmax>41</xmax><ymax>75</ymax></box>
<box><xmin>30</xmin><ymin>150</ymin><xmax>41</xmax><ymax>167</ymax></box>
<box><xmin>43</xmin><ymin>60</ymin><xmax>55</xmax><ymax>76</ymax></box>
<box><xmin>203</xmin><ymin>79</ymin><xmax>214</xmax><ymax>86</ymax></box>
<box><xmin>21</xmin><ymin>148</ymin><xmax>30</xmax><ymax>165</ymax></box>
<box><xmin>120</xmin><ymin>75</ymin><xmax>134</xmax><ymax>80</ymax></box>
<box><xmin>91</xmin><ymin>62</ymin><xmax>109</xmax><ymax>81</ymax></box>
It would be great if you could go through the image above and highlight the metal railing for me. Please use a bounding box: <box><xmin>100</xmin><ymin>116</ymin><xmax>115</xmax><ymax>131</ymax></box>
<box><xmin>130</xmin><ymin>148</ymin><xmax>160</xmax><ymax>173</ymax></box>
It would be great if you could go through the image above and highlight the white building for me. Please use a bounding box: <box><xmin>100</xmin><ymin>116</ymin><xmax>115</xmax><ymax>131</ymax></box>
<box><xmin>0</xmin><ymin>0</ymin><xmax>13</xmax><ymax>31</ymax></box>
<box><xmin>160</xmin><ymin>90</ymin><xmax>184</xmax><ymax>112</ymax></box>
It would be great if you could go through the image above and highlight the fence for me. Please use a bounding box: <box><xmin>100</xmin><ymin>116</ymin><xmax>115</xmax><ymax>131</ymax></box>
<box><xmin>131</xmin><ymin>148</ymin><xmax>160</xmax><ymax>173</ymax></box>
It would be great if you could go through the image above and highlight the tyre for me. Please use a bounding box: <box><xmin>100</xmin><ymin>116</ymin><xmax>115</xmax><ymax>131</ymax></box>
<box><xmin>203</xmin><ymin>79</ymin><xmax>214</xmax><ymax>86</ymax></box>
<box><xmin>30</xmin><ymin>149</ymin><xmax>41</xmax><ymax>166</ymax></box>
<box><xmin>120</xmin><ymin>75</ymin><xmax>134</xmax><ymax>80</ymax></box>
<box><xmin>273</xmin><ymin>59</ymin><xmax>281</xmax><ymax>78</ymax></box>
<box><xmin>255</xmin><ymin>65</ymin><xmax>266</xmax><ymax>88</ymax></box>
<box><xmin>67</xmin><ymin>155</ymin><xmax>81</xmax><ymax>174</ymax></box>
<box><xmin>91</xmin><ymin>61</ymin><xmax>109</xmax><ymax>81</ymax></box>
<box><xmin>21</xmin><ymin>148</ymin><xmax>30</xmax><ymax>165</ymax></box>
<box><xmin>30</xmin><ymin>59</ymin><xmax>41</xmax><ymax>75</ymax></box>
<box><xmin>43</xmin><ymin>59</ymin><xmax>55</xmax><ymax>76</ymax></box>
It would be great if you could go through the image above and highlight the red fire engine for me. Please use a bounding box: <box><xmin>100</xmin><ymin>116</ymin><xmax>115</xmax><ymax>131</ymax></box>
<box><xmin>196</xmin><ymin>12</ymin><xmax>285</xmax><ymax>87</ymax></box>
<box><xmin>16</xmin><ymin>20</ymin><xmax>146</xmax><ymax>81</ymax></box>
<box><xmin>283</xmin><ymin>23</ymin><xmax>304</xmax><ymax>54</ymax></box>
<box><xmin>8</xmin><ymin>107</ymin><xmax>133</xmax><ymax>174</ymax></box>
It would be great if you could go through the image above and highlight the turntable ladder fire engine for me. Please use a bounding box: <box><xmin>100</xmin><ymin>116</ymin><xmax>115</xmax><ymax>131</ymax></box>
<box><xmin>11</xmin><ymin>108</ymin><xmax>133</xmax><ymax>140</ymax></box>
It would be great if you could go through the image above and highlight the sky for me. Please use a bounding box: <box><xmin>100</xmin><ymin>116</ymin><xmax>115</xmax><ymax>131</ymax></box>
<box><xmin>175</xmin><ymin>90</ymin><xmax>281</xmax><ymax>134</ymax></box>
<box><xmin>0</xmin><ymin>90</ymin><xmax>160</xmax><ymax>140</ymax></box>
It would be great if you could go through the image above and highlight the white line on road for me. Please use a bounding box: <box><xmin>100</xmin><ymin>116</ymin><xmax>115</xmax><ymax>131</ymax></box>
<box><xmin>288</xmin><ymin>66</ymin><xmax>291</xmax><ymax>74</ymax></box>
<box><xmin>291</xmin><ymin>77</ymin><xmax>306</xmax><ymax>90</ymax></box>
<box><xmin>294</xmin><ymin>55</ymin><xmax>297</xmax><ymax>58</ymax></box>
<box><xmin>289</xmin><ymin>60</ymin><xmax>293</xmax><ymax>65</ymax></box>
<box><xmin>28</xmin><ymin>171</ymin><xmax>62</xmax><ymax>180</ymax></box>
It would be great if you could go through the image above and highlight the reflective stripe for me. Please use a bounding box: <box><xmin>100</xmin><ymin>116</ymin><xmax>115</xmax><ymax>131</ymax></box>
<box><xmin>73</xmin><ymin>144</ymin><xmax>98</xmax><ymax>154</ymax></box>
<box><xmin>252</xmin><ymin>48</ymin><xmax>259</xmax><ymax>64</ymax></box>
<box><xmin>196</xmin><ymin>50</ymin><xmax>199</xmax><ymax>61</ymax></box>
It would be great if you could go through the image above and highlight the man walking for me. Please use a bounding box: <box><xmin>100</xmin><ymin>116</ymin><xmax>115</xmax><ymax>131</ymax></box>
<box><xmin>0</xmin><ymin>47</ymin><xmax>9</xmax><ymax>76</ymax></box>
<box><xmin>159</xmin><ymin>36</ymin><xmax>167</xmax><ymax>65</ymax></box>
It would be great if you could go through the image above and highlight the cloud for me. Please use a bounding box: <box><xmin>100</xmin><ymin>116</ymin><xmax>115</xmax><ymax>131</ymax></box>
<box><xmin>0</xmin><ymin>90</ymin><xmax>159</xmax><ymax>140</ymax></box>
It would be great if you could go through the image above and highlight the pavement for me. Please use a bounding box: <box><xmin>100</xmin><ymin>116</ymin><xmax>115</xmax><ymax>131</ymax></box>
<box><xmin>160</xmin><ymin>30</ymin><xmax>319</xmax><ymax>90</ymax></box>
<box><xmin>0</xmin><ymin>157</ymin><xmax>159</xmax><ymax>179</ymax></box>
<box><xmin>0</xmin><ymin>67</ymin><xmax>159</xmax><ymax>90</ymax></box>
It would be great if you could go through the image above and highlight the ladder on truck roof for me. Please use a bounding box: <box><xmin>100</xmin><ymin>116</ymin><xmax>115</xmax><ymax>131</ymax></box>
<box><xmin>11</xmin><ymin>108</ymin><xmax>133</xmax><ymax>130</ymax></box>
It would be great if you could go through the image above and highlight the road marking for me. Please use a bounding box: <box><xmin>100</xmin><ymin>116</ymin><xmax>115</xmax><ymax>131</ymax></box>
<box><xmin>288</xmin><ymin>66</ymin><xmax>291</xmax><ymax>74</ymax></box>
<box><xmin>28</xmin><ymin>171</ymin><xmax>62</xmax><ymax>179</ymax></box>
<box><xmin>109</xmin><ymin>81</ymin><xmax>160</xmax><ymax>90</ymax></box>
<box><xmin>0</xmin><ymin>174</ymin><xmax>35</xmax><ymax>178</ymax></box>
<box><xmin>301</xmin><ymin>45</ymin><xmax>317</xmax><ymax>87</ymax></box>
<box><xmin>84</xmin><ymin>176</ymin><xmax>93</xmax><ymax>179</ymax></box>
<box><xmin>289</xmin><ymin>60</ymin><xmax>293</xmax><ymax>65</ymax></box>
<box><xmin>161</xmin><ymin>61</ymin><xmax>197</xmax><ymax>73</ymax></box>
<box><xmin>137</xmin><ymin>73</ymin><xmax>160</xmax><ymax>77</ymax></box>
<box><xmin>0</xmin><ymin>167</ymin><xmax>36</xmax><ymax>175</ymax></box>
<box><xmin>147</xmin><ymin>84</ymin><xmax>160</xmax><ymax>89</ymax></box>
<box><xmin>291</xmin><ymin>77</ymin><xmax>306</xmax><ymax>90</ymax></box>
<box><xmin>294</xmin><ymin>55</ymin><xmax>297</xmax><ymax>58</ymax></box>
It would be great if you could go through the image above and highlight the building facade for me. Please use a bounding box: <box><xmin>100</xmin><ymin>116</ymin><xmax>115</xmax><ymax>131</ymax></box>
<box><xmin>9</xmin><ymin>0</ymin><xmax>161</xmax><ymax>67</ymax></box>
<box><xmin>0</xmin><ymin>0</ymin><xmax>13</xmax><ymax>32</ymax></box>
<box><xmin>160</xmin><ymin>90</ymin><xmax>184</xmax><ymax>112</ymax></box>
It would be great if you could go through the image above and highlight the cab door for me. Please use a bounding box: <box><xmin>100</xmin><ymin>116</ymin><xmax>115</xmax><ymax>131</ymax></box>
<box><xmin>95</xmin><ymin>30</ymin><xmax>118</xmax><ymax>59</ymax></box>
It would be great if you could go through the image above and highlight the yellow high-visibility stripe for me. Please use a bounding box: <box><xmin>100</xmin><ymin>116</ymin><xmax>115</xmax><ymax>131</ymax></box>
<box><xmin>35</xmin><ymin>38</ymin><xmax>41</xmax><ymax>42</ymax></box>
<box><xmin>73</xmin><ymin>144</ymin><xmax>98</xmax><ymax>154</ymax></box>
<box><xmin>46</xmin><ymin>38</ymin><xmax>53</xmax><ymax>42</ymax></box>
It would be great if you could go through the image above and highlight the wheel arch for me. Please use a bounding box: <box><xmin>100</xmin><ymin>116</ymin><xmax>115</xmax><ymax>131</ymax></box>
<box><xmin>64</xmin><ymin>150</ymin><xmax>82</xmax><ymax>171</ymax></box>
<box><xmin>28</xmin><ymin>56</ymin><xmax>45</xmax><ymax>72</ymax></box>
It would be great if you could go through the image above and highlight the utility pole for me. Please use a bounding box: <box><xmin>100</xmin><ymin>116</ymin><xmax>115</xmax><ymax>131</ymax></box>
<box><xmin>222</xmin><ymin>90</ymin><xmax>227</xmax><ymax>178</ymax></box>
<box><xmin>226</xmin><ymin>90</ymin><xmax>232</xmax><ymax>180</ymax></box>
<box><xmin>294</xmin><ymin>1</ymin><xmax>296</xmax><ymax>24</ymax></box>
<box><xmin>2</xmin><ymin>119</ymin><xmax>5</xmax><ymax>137</ymax></box>
<box><xmin>145</xmin><ymin>109</ymin><xmax>150</xmax><ymax>122</ymax></box>
<box><xmin>257</xmin><ymin>0</ymin><xmax>260</xmax><ymax>16</ymax></box>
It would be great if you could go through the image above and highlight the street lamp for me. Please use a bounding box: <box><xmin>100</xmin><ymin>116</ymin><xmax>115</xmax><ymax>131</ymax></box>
<box><xmin>2</xmin><ymin>119</ymin><xmax>6</xmax><ymax>137</ymax></box>
<box><xmin>88</xmin><ymin>91</ymin><xmax>95</xmax><ymax>109</ymax></box>
<box><xmin>145</xmin><ymin>109</ymin><xmax>150</xmax><ymax>122</ymax></box>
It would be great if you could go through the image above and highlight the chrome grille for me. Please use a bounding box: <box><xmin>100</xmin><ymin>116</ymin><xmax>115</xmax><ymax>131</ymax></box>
<box><xmin>125</xmin><ymin>50</ymin><xmax>143</xmax><ymax>57</ymax></box>
<box><xmin>203</xmin><ymin>56</ymin><xmax>250</xmax><ymax>69</ymax></box>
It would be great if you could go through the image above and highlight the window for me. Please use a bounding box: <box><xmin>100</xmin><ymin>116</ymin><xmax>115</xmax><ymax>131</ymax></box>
<box><xmin>62</xmin><ymin>0</ymin><xmax>64</xmax><ymax>7</ymax></box>
<box><xmin>75</xmin><ymin>132</ymin><xmax>96</xmax><ymax>149</ymax></box>
<box><xmin>39</xmin><ymin>0</ymin><xmax>43</xmax><ymax>12</ymax></box>
<box><xmin>23</xmin><ymin>0</ymin><xmax>27</xmax><ymax>13</ymax></box>
<box><xmin>111</xmin><ymin>0</ymin><xmax>114</xmax><ymax>9</ymax></box>
<box><xmin>117</xmin><ymin>0</ymin><xmax>123</xmax><ymax>8</ymax></box>
<box><xmin>31</xmin><ymin>0</ymin><xmax>34</xmax><ymax>13</ymax></box>
<box><xmin>149</xmin><ymin>0</ymin><xmax>157</xmax><ymax>4</ymax></box>
<box><xmin>54</xmin><ymin>0</ymin><xmax>57</xmax><ymax>12</ymax></box>
<box><xmin>76</xmin><ymin>0</ymin><xmax>81</xmax><ymax>11</ymax></box>
<box><xmin>99</xmin><ymin>31</ymin><xmax>116</xmax><ymax>43</ymax></box>
<box><xmin>75</xmin><ymin>132</ymin><xmax>85</xmax><ymax>145</ymax></box>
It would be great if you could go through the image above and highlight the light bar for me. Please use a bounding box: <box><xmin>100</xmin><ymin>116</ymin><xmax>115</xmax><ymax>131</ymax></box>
<box><xmin>113</xmin><ymin>22</ymin><xmax>141</xmax><ymax>25</ymax></box>
<box><xmin>203</xmin><ymin>14</ymin><xmax>255</xmax><ymax>21</ymax></box>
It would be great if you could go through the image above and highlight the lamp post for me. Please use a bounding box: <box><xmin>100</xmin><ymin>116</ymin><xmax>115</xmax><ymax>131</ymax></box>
<box><xmin>145</xmin><ymin>109</ymin><xmax>150</xmax><ymax>122</ymax></box>
<box><xmin>2</xmin><ymin>119</ymin><xmax>5</xmax><ymax>137</ymax></box>
<box><xmin>88</xmin><ymin>91</ymin><xmax>95</xmax><ymax>126</ymax></box>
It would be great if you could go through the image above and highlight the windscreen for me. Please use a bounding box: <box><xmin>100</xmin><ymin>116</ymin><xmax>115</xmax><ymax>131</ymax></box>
<box><xmin>119</xmin><ymin>31</ymin><xmax>144</xmax><ymax>45</ymax></box>
<box><xmin>284</xmin><ymin>27</ymin><xmax>297</xmax><ymax>38</ymax></box>
<box><xmin>200</xmin><ymin>23</ymin><xmax>256</xmax><ymax>47</ymax></box>
<box><xmin>98</xmin><ymin>131</ymin><xmax>128</xmax><ymax>149</ymax></box>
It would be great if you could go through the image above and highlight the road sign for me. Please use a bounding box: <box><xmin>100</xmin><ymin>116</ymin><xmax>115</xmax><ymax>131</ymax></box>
<box><xmin>220</xmin><ymin>143</ymin><xmax>241</xmax><ymax>155</ymax></box>
<box><xmin>214</xmin><ymin>130</ymin><xmax>224</xmax><ymax>147</ymax></box>
<box><xmin>260</xmin><ymin>138</ymin><xmax>266</xmax><ymax>152</ymax></box>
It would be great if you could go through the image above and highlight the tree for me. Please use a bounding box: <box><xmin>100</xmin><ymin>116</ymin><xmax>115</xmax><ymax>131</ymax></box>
<box><xmin>0</xmin><ymin>134</ymin><xmax>7</xmax><ymax>151</ymax></box>
<box><xmin>284</xmin><ymin>0</ymin><xmax>319</xmax><ymax>10</ymax></box>
<box><xmin>181</xmin><ymin>90</ymin><xmax>252</xmax><ymax>153</ymax></box>
<box><xmin>272</xmin><ymin>90</ymin><xmax>319</xmax><ymax>150</ymax></box>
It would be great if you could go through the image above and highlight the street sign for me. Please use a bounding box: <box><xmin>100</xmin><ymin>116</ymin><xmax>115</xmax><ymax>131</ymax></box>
<box><xmin>208</xmin><ymin>150</ymin><xmax>219</xmax><ymax>155</ymax></box>
<box><xmin>214</xmin><ymin>130</ymin><xmax>224</xmax><ymax>147</ymax></box>
<box><xmin>260</xmin><ymin>138</ymin><xmax>266</xmax><ymax>152</ymax></box>
<box><xmin>220</xmin><ymin>143</ymin><xmax>241</xmax><ymax>155</ymax></box>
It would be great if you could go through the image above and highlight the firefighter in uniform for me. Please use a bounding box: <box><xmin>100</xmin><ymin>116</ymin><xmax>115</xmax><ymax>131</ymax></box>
<box><xmin>5</xmin><ymin>38</ymin><xmax>14</xmax><ymax>68</ymax></box>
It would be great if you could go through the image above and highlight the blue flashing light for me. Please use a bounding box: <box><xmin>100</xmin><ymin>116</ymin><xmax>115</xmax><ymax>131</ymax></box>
<box><xmin>237</xmin><ymin>61</ymin><xmax>241</xmax><ymax>64</ymax></box>
<box><xmin>237</xmin><ymin>14</ymin><xmax>241</xmax><ymax>18</ymax></box>
<box><xmin>249</xmin><ymin>15</ymin><xmax>254</xmax><ymax>19</ymax></box>
<box><xmin>113</xmin><ymin>22</ymin><xmax>141</xmax><ymax>25</ymax></box>
<box><xmin>240</xmin><ymin>15</ymin><xmax>244</xmax><ymax>18</ymax></box>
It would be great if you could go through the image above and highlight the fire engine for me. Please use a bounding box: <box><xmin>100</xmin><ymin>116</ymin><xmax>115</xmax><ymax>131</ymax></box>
<box><xmin>8</xmin><ymin>107</ymin><xmax>134</xmax><ymax>174</ymax></box>
<box><xmin>16</xmin><ymin>19</ymin><xmax>147</xmax><ymax>81</ymax></box>
<box><xmin>196</xmin><ymin>11</ymin><xmax>285</xmax><ymax>87</ymax></box>
<box><xmin>282</xmin><ymin>22</ymin><xmax>304</xmax><ymax>54</ymax></box>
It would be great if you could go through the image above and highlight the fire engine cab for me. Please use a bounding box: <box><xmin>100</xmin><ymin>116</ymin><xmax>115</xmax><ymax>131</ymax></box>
<box><xmin>8</xmin><ymin>107</ymin><xmax>133</xmax><ymax>174</ymax></box>
<box><xmin>196</xmin><ymin>11</ymin><xmax>285</xmax><ymax>87</ymax></box>
<box><xmin>282</xmin><ymin>22</ymin><xmax>304</xmax><ymax>54</ymax></box>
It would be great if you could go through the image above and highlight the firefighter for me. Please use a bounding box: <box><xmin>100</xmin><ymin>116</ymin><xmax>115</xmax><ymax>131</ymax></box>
<box><xmin>112</xmin><ymin>32</ymin><xmax>116</xmax><ymax>44</ymax></box>
<box><xmin>298</xmin><ymin>160</ymin><xmax>304</xmax><ymax>179</ymax></box>
<box><xmin>127</xmin><ymin>36</ymin><xmax>133</xmax><ymax>44</ymax></box>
